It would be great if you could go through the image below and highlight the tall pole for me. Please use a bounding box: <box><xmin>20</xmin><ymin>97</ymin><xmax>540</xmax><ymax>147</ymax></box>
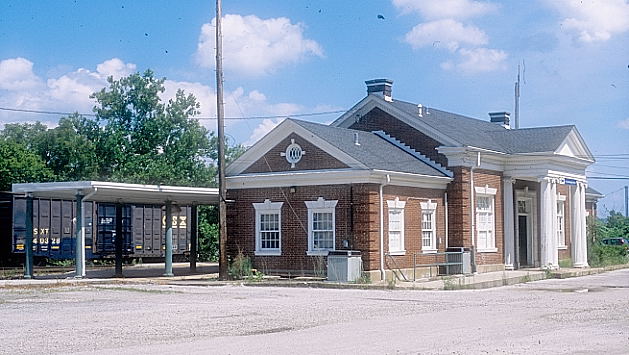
<box><xmin>514</xmin><ymin>63</ymin><xmax>520</xmax><ymax>129</ymax></box>
<box><xmin>216</xmin><ymin>0</ymin><xmax>228</xmax><ymax>280</ymax></box>
<box><xmin>625</xmin><ymin>186</ymin><xmax>629</xmax><ymax>217</ymax></box>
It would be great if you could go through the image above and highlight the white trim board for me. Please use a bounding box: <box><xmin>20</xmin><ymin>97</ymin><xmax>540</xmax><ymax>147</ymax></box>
<box><xmin>227</xmin><ymin>169</ymin><xmax>452</xmax><ymax>190</ymax></box>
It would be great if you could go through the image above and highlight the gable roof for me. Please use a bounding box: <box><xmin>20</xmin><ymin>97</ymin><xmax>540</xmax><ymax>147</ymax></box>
<box><xmin>334</xmin><ymin>94</ymin><xmax>593</xmax><ymax>160</ymax></box>
<box><xmin>227</xmin><ymin>118</ymin><xmax>452</xmax><ymax>178</ymax></box>
<box><xmin>290</xmin><ymin>119</ymin><xmax>451</xmax><ymax>177</ymax></box>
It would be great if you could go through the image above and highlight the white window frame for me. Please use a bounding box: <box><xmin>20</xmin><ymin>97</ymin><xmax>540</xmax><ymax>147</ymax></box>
<box><xmin>475</xmin><ymin>186</ymin><xmax>497</xmax><ymax>253</ymax></box>
<box><xmin>557</xmin><ymin>195</ymin><xmax>567</xmax><ymax>249</ymax></box>
<box><xmin>253</xmin><ymin>199</ymin><xmax>283</xmax><ymax>256</ymax></box>
<box><xmin>387</xmin><ymin>197</ymin><xmax>406</xmax><ymax>255</ymax></box>
<box><xmin>420</xmin><ymin>200</ymin><xmax>438</xmax><ymax>253</ymax></box>
<box><xmin>305</xmin><ymin>197</ymin><xmax>337</xmax><ymax>256</ymax></box>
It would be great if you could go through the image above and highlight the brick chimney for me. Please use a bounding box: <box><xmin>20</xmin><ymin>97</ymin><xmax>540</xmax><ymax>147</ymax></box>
<box><xmin>489</xmin><ymin>112</ymin><xmax>511</xmax><ymax>129</ymax></box>
<box><xmin>365</xmin><ymin>79</ymin><xmax>393</xmax><ymax>102</ymax></box>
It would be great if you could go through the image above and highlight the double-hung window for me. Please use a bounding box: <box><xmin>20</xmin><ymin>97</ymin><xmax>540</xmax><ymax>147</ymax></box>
<box><xmin>387</xmin><ymin>197</ymin><xmax>406</xmax><ymax>254</ymax></box>
<box><xmin>306</xmin><ymin>197</ymin><xmax>337</xmax><ymax>255</ymax></box>
<box><xmin>557</xmin><ymin>195</ymin><xmax>566</xmax><ymax>248</ymax></box>
<box><xmin>475</xmin><ymin>185</ymin><xmax>497</xmax><ymax>252</ymax></box>
<box><xmin>253</xmin><ymin>199</ymin><xmax>283</xmax><ymax>256</ymax></box>
<box><xmin>420</xmin><ymin>200</ymin><xmax>437</xmax><ymax>253</ymax></box>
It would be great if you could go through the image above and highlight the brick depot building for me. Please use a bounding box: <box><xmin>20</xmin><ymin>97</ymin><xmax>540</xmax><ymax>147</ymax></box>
<box><xmin>226</xmin><ymin>79</ymin><xmax>596</xmax><ymax>280</ymax></box>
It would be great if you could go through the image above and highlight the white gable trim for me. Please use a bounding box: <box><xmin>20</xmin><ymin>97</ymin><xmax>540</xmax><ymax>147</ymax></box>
<box><xmin>226</xmin><ymin>120</ymin><xmax>367</xmax><ymax>176</ymax></box>
<box><xmin>331</xmin><ymin>95</ymin><xmax>461</xmax><ymax>147</ymax></box>
<box><xmin>554</xmin><ymin>128</ymin><xmax>595</xmax><ymax>162</ymax></box>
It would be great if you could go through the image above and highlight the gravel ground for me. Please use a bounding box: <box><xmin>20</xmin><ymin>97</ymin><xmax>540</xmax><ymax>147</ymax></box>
<box><xmin>1</xmin><ymin>269</ymin><xmax>628</xmax><ymax>355</ymax></box>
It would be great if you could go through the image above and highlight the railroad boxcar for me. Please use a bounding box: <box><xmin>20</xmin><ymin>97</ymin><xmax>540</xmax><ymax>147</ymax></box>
<box><xmin>6</xmin><ymin>196</ymin><xmax>192</xmax><ymax>260</ymax></box>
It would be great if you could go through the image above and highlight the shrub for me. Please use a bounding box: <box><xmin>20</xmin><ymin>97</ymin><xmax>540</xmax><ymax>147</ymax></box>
<box><xmin>228</xmin><ymin>251</ymin><xmax>253</xmax><ymax>280</ymax></box>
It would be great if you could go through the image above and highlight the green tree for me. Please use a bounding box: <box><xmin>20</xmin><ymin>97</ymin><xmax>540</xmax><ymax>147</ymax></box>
<box><xmin>44</xmin><ymin>113</ymin><xmax>101</xmax><ymax>181</ymax></box>
<box><xmin>91</xmin><ymin>70</ymin><xmax>217</xmax><ymax>186</ymax></box>
<box><xmin>0</xmin><ymin>140</ymin><xmax>54</xmax><ymax>191</ymax></box>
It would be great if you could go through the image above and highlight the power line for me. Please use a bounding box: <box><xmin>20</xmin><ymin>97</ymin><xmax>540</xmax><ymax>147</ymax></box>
<box><xmin>0</xmin><ymin>106</ymin><xmax>346</xmax><ymax>121</ymax></box>
<box><xmin>588</xmin><ymin>177</ymin><xmax>629</xmax><ymax>180</ymax></box>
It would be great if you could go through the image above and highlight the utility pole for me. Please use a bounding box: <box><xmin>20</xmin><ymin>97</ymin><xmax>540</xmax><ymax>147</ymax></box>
<box><xmin>625</xmin><ymin>186</ymin><xmax>629</xmax><ymax>217</ymax></box>
<box><xmin>215</xmin><ymin>0</ymin><xmax>228</xmax><ymax>279</ymax></box>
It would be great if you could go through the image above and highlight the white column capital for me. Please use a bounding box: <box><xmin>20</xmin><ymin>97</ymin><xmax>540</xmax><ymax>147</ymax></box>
<box><xmin>503</xmin><ymin>176</ymin><xmax>516</xmax><ymax>185</ymax></box>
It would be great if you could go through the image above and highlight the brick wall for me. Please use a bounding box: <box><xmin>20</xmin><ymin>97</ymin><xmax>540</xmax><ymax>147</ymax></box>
<box><xmin>472</xmin><ymin>169</ymin><xmax>504</xmax><ymax>266</ymax></box>
<box><xmin>556</xmin><ymin>184</ymin><xmax>572</xmax><ymax>261</ymax></box>
<box><xmin>348</xmin><ymin>107</ymin><xmax>448</xmax><ymax>166</ymax></box>
<box><xmin>226</xmin><ymin>183</ymin><xmax>447</xmax><ymax>274</ymax></box>
<box><xmin>243</xmin><ymin>133</ymin><xmax>349</xmax><ymax>173</ymax></box>
<box><xmin>379</xmin><ymin>185</ymin><xmax>447</xmax><ymax>270</ymax></box>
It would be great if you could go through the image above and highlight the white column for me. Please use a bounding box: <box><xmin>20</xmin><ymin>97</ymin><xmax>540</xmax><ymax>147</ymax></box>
<box><xmin>550</xmin><ymin>182</ymin><xmax>559</xmax><ymax>267</ymax></box>
<box><xmin>572</xmin><ymin>183</ymin><xmax>589</xmax><ymax>267</ymax></box>
<box><xmin>540</xmin><ymin>179</ymin><xmax>558</xmax><ymax>269</ymax></box>
<box><xmin>503</xmin><ymin>177</ymin><xmax>515</xmax><ymax>270</ymax></box>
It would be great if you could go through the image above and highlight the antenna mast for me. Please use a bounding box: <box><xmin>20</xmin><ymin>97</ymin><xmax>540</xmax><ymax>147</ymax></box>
<box><xmin>514</xmin><ymin>63</ymin><xmax>521</xmax><ymax>129</ymax></box>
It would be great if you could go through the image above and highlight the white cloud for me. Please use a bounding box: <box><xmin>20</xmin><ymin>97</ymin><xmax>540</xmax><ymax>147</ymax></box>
<box><xmin>96</xmin><ymin>58</ymin><xmax>137</xmax><ymax>79</ymax></box>
<box><xmin>245</xmin><ymin>118</ymin><xmax>286</xmax><ymax>146</ymax></box>
<box><xmin>0</xmin><ymin>57</ymin><xmax>137</xmax><ymax>122</ymax></box>
<box><xmin>392</xmin><ymin>0</ymin><xmax>497</xmax><ymax>19</ymax></box>
<box><xmin>195</xmin><ymin>14</ymin><xmax>324</xmax><ymax>76</ymax></box>
<box><xmin>0</xmin><ymin>57</ymin><xmax>321</xmax><ymax>145</ymax></box>
<box><xmin>0</xmin><ymin>57</ymin><xmax>43</xmax><ymax>91</ymax></box>
<box><xmin>617</xmin><ymin>118</ymin><xmax>629</xmax><ymax>130</ymax></box>
<box><xmin>404</xmin><ymin>19</ymin><xmax>488</xmax><ymax>51</ymax></box>
<box><xmin>546</xmin><ymin>0</ymin><xmax>629</xmax><ymax>42</ymax></box>
<box><xmin>441</xmin><ymin>47</ymin><xmax>507</xmax><ymax>73</ymax></box>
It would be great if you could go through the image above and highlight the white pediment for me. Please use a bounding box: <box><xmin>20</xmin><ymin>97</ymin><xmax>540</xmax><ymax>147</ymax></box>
<box><xmin>226</xmin><ymin>120</ymin><xmax>367</xmax><ymax>176</ymax></box>
<box><xmin>554</xmin><ymin>128</ymin><xmax>594</xmax><ymax>162</ymax></box>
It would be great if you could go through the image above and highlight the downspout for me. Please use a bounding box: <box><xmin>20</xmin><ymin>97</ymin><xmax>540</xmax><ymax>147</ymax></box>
<box><xmin>444</xmin><ymin>191</ymin><xmax>449</xmax><ymax>249</ymax></box>
<box><xmin>379</xmin><ymin>174</ymin><xmax>390</xmax><ymax>280</ymax></box>
<box><xmin>470</xmin><ymin>152</ymin><xmax>480</xmax><ymax>273</ymax></box>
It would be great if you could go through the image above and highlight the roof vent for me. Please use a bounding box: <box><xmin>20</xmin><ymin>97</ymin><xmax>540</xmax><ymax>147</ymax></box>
<box><xmin>489</xmin><ymin>112</ymin><xmax>511</xmax><ymax>129</ymax></box>
<box><xmin>418</xmin><ymin>104</ymin><xmax>423</xmax><ymax>117</ymax></box>
<box><xmin>354</xmin><ymin>132</ymin><xmax>360</xmax><ymax>146</ymax></box>
<box><xmin>365</xmin><ymin>79</ymin><xmax>393</xmax><ymax>102</ymax></box>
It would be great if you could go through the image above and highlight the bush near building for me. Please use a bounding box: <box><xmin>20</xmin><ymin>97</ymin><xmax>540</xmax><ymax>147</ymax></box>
<box><xmin>588</xmin><ymin>212</ymin><xmax>629</xmax><ymax>267</ymax></box>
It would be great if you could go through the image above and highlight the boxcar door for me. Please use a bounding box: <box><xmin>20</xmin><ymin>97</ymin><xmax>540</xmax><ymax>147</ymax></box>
<box><xmin>50</xmin><ymin>200</ymin><xmax>62</xmax><ymax>258</ymax></box>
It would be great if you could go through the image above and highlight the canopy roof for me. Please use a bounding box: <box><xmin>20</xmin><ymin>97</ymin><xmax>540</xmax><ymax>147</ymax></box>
<box><xmin>12</xmin><ymin>181</ymin><xmax>218</xmax><ymax>205</ymax></box>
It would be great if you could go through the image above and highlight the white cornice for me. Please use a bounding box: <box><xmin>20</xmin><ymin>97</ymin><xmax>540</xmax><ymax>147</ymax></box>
<box><xmin>226</xmin><ymin>169</ymin><xmax>452</xmax><ymax>190</ymax></box>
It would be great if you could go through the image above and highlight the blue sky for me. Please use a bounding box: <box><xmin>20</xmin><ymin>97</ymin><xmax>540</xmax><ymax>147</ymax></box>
<box><xmin>1</xmin><ymin>0</ymin><xmax>628</xmax><ymax>214</ymax></box>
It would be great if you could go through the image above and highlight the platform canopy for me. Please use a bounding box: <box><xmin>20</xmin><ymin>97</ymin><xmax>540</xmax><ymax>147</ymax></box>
<box><xmin>12</xmin><ymin>181</ymin><xmax>219</xmax><ymax>205</ymax></box>
<box><xmin>12</xmin><ymin>181</ymin><xmax>219</xmax><ymax>279</ymax></box>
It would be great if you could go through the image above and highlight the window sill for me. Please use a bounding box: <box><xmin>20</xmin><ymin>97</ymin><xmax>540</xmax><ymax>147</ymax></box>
<box><xmin>307</xmin><ymin>250</ymin><xmax>331</xmax><ymax>256</ymax></box>
<box><xmin>421</xmin><ymin>249</ymin><xmax>438</xmax><ymax>254</ymax></box>
<box><xmin>255</xmin><ymin>250</ymin><xmax>281</xmax><ymax>256</ymax></box>
<box><xmin>477</xmin><ymin>248</ymin><xmax>498</xmax><ymax>253</ymax></box>
<box><xmin>557</xmin><ymin>246</ymin><xmax>568</xmax><ymax>250</ymax></box>
<box><xmin>388</xmin><ymin>250</ymin><xmax>406</xmax><ymax>256</ymax></box>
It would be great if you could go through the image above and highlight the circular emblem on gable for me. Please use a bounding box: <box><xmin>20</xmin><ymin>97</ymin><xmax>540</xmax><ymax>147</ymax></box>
<box><xmin>280</xmin><ymin>138</ymin><xmax>306</xmax><ymax>168</ymax></box>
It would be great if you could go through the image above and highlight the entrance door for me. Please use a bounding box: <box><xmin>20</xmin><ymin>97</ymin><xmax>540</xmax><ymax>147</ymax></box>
<box><xmin>518</xmin><ymin>215</ymin><xmax>528</xmax><ymax>267</ymax></box>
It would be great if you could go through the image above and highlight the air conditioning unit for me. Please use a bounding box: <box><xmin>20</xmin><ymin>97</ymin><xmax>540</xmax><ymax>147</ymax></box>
<box><xmin>327</xmin><ymin>250</ymin><xmax>362</xmax><ymax>282</ymax></box>
<box><xmin>442</xmin><ymin>247</ymin><xmax>472</xmax><ymax>275</ymax></box>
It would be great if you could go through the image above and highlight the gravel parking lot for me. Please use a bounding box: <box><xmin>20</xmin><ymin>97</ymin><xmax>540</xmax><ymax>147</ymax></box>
<box><xmin>1</xmin><ymin>269</ymin><xmax>628</xmax><ymax>355</ymax></box>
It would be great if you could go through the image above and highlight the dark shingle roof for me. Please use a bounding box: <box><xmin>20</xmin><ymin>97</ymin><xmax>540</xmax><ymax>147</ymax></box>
<box><xmin>586</xmin><ymin>186</ymin><xmax>603</xmax><ymax>198</ymax></box>
<box><xmin>291</xmin><ymin>119</ymin><xmax>450</xmax><ymax>177</ymax></box>
<box><xmin>389</xmin><ymin>99</ymin><xmax>575</xmax><ymax>154</ymax></box>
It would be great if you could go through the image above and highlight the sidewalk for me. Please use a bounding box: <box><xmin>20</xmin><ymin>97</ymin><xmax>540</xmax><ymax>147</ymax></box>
<box><xmin>1</xmin><ymin>262</ymin><xmax>628</xmax><ymax>291</ymax></box>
